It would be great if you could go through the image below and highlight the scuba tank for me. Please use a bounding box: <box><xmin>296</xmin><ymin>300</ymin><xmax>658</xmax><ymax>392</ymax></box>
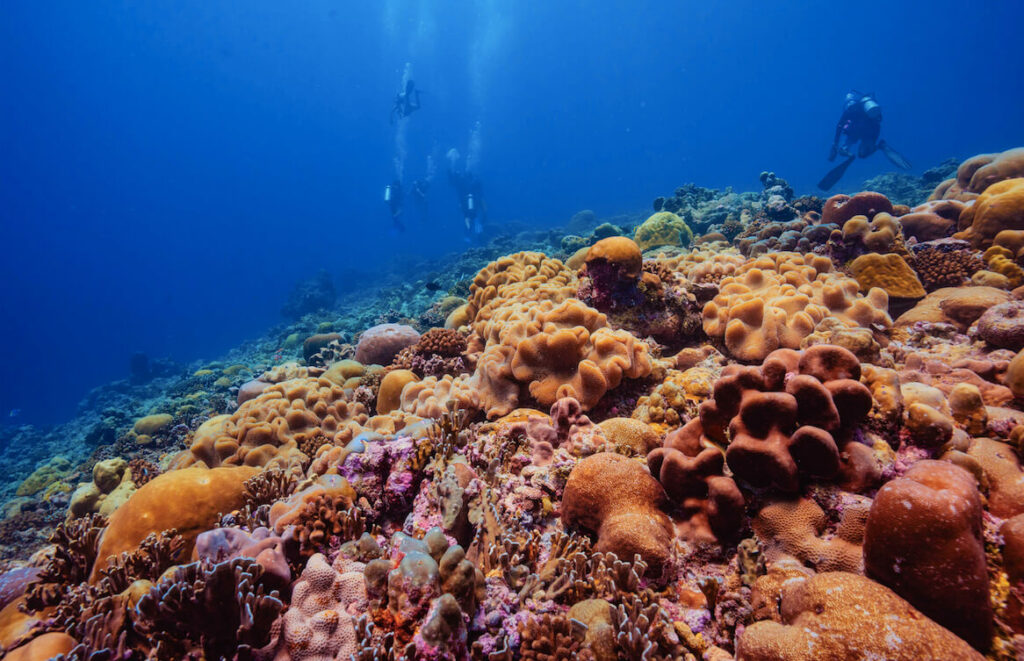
<box><xmin>466</xmin><ymin>193</ymin><xmax>474</xmax><ymax>211</ymax></box>
<box><xmin>384</xmin><ymin>184</ymin><xmax>392</xmax><ymax>202</ymax></box>
<box><xmin>861</xmin><ymin>96</ymin><xmax>881</xmax><ymax>121</ymax></box>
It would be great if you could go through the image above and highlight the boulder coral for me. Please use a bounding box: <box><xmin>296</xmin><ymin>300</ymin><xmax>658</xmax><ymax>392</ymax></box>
<box><xmin>737</xmin><ymin>572</ymin><xmax>984</xmax><ymax>661</ymax></box>
<box><xmin>848</xmin><ymin>252</ymin><xmax>925</xmax><ymax>299</ymax></box>
<box><xmin>957</xmin><ymin>177</ymin><xmax>1024</xmax><ymax>249</ymax></box>
<box><xmin>821</xmin><ymin>191</ymin><xmax>893</xmax><ymax>227</ymax></box>
<box><xmin>863</xmin><ymin>460</ymin><xmax>992</xmax><ymax>651</ymax></box>
<box><xmin>561</xmin><ymin>452</ymin><xmax>674</xmax><ymax>575</ymax></box>
<box><xmin>355</xmin><ymin>324</ymin><xmax>421</xmax><ymax>365</ymax></box>
<box><xmin>931</xmin><ymin>147</ymin><xmax>1024</xmax><ymax>201</ymax></box>
<box><xmin>633</xmin><ymin>211</ymin><xmax>693</xmax><ymax>251</ymax></box>
<box><xmin>90</xmin><ymin>465</ymin><xmax>257</xmax><ymax>581</ymax></box>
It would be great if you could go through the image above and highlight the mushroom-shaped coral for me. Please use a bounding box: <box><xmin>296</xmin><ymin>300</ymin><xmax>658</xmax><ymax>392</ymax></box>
<box><xmin>737</xmin><ymin>572</ymin><xmax>984</xmax><ymax>660</ymax></box>
<box><xmin>581</xmin><ymin>236</ymin><xmax>643</xmax><ymax>309</ymax></box>
<box><xmin>863</xmin><ymin>460</ymin><xmax>992</xmax><ymax>651</ymax></box>
<box><xmin>562</xmin><ymin>452</ymin><xmax>674</xmax><ymax>575</ymax></box>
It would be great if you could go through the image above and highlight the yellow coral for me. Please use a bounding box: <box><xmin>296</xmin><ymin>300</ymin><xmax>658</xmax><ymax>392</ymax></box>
<box><xmin>983</xmin><ymin>245</ymin><xmax>1024</xmax><ymax>288</ymax></box>
<box><xmin>849</xmin><ymin>253</ymin><xmax>925</xmax><ymax>298</ymax></box>
<box><xmin>634</xmin><ymin>211</ymin><xmax>693</xmax><ymax>251</ymax></box>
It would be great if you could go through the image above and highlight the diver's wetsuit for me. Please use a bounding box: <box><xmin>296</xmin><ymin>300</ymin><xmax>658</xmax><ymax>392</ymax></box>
<box><xmin>833</xmin><ymin>97</ymin><xmax>882</xmax><ymax>159</ymax></box>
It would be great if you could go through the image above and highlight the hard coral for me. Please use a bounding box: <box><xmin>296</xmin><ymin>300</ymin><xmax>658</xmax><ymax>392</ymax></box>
<box><xmin>849</xmin><ymin>253</ymin><xmax>925</xmax><ymax>299</ymax></box>
<box><xmin>738</xmin><ymin>572</ymin><xmax>984</xmax><ymax>660</ymax></box>
<box><xmin>90</xmin><ymin>465</ymin><xmax>257</xmax><ymax>581</ymax></box>
<box><xmin>931</xmin><ymin>147</ymin><xmax>1024</xmax><ymax>201</ymax></box>
<box><xmin>561</xmin><ymin>452</ymin><xmax>674</xmax><ymax>576</ymax></box>
<box><xmin>821</xmin><ymin>191</ymin><xmax>893</xmax><ymax>226</ymax></box>
<box><xmin>957</xmin><ymin>178</ymin><xmax>1024</xmax><ymax>249</ymax></box>
<box><xmin>863</xmin><ymin>460</ymin><xmax>992</xmax><ymax>651</ymax></box>
<box><xmin>355</xmin><ymin>324</ymin><xmax>421</xmax><ymax>366</ymax></box>
<box><xmin>634</xmin><ymin>211</ymin><xmax>693</xmax><ymax>251</ymax></box>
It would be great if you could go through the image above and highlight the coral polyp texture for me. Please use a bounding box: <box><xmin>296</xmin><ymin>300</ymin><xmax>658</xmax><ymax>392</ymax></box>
<box><xmin>8</xmin><ymin>154</ymin><xmax>1024</xmax><ymax>659</ymax></box>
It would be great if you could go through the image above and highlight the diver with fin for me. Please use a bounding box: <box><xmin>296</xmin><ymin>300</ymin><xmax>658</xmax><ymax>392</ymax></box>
<box><xmin>446</xmin><ymin>148</ymin><xmax>486</xmax><ymax>241</ymax></box>
<box><xmin>818</xmin><ymin>91</ymin><xmax>912</xmax><ymax>191</ymax></box>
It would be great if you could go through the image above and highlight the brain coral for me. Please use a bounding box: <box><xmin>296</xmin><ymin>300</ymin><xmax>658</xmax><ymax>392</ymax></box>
<box><xmin>355</xmin><ymin>324</ymin><xmax>421</xmax><ymax>365</ymax></box>
<box><xmin>174</xmin><ymin>377</ymin><xmax>370</xmax><ymax>469</ymax></box>
<box><xmin>633</xmin><ymin>211</ymin><xmax>693</xmax><ymax>251</ymax></box>
<box><xmin>863</xmin><ymin>460</ymin><xmax>992</xmax><ymax>650</ymax></box>
<box><xmin>956</xmin><ymin>177</ymin><xmax>1024</xmax><ymax>249</ymax></box>
<box><xmin>701</xmin><ymin>252</ymin><xmax>891</xmax><ymax>361</ymax></box>
<box><xmin>737</xmin><ymin>572</ymin><xmax>984</xmax><ymax>661</ymax></box>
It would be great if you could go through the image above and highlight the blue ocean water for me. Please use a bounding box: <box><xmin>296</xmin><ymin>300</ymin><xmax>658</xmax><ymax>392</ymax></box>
<box><xmin>1</xmin><ymin>1</ymin><xmax>1022</xmax><ymax>426</ymax></box>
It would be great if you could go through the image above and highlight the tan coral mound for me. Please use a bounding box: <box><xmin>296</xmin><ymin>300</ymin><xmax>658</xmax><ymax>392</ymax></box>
<box><xmin>737</xmin><ymin>572</ymin><xmax>984</xmax><ymax>660</ymax></box>
<box><xmin>957</xmin><ymin>178</ymin><xmax>1024</xmax><ymax>249</ymax></box>
<box><xmin>702</xmin><ymin>252</ymin><xmax>891</xmax><ymax>361</ymax></box>
<box><xmin>399</xmin><ymin>374</ymin><xmax>481</xmax><ymax>418</ymax></box>
<box><xmin>930</xmin><ymin>147</ymin><xmax>1024</xmax><ymax>201</ymax></box>
<box><xmin>174</xmin><ymin>377</ymin><xmax>372</xmax><ymax>469</ymax></box>
<box><xmin>465</xmin><ymin>251</ymin><xmax>577</xmax><ymax>330</ymax></box>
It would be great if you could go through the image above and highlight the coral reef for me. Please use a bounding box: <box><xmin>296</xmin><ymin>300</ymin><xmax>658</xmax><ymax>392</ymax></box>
<box><xmin>8</xmin><ymin>158</ymin><xmax>1024</xmax><ymax>658</ymax></box>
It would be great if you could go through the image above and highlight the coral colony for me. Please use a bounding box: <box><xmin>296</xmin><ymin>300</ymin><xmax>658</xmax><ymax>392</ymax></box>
<box><xmin>6</xmin><ymin>146</ymin><xmax>1024</xmax><ymax>660</ymax></box>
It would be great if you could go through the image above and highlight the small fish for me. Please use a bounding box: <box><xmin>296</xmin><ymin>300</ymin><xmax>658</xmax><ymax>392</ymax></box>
<box><xmin>9</xmin><ymin>409</ymin><xmax>20</xmax><ymax>418</ymax></box>
<box><xmin>424</xmin><ymin>281</ymin><xmax>442</xmax><ymax>292</ymax></box>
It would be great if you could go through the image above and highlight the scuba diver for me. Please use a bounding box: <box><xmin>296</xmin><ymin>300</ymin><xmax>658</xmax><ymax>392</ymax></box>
<box><xmin>390</xmin><ymin>79</ymin><xmax>421</xmax><ymax>124</ymax></box>
<box><xmin>818</xmin><ymin>91</ymin><xmax>912</xmax><ymax>191</ymax></box>
<box><xmin>410</xmin><ymin>178</ymin><xmax>430</xmax><ymax>223</ymax></box>
<box><xmin>447</xmin><ymin>148</ymin><xmax>486</xmax><ymax>240</ymax></box>
<box><xmin>384</xmin><ymin>178</ymin><xmax>405</xmax><ymax>232</ymax></box>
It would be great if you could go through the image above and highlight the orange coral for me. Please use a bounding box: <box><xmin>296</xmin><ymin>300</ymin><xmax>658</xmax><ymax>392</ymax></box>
<box><xmin>561</xmin><ymin>452</ymin><xmax>674</xmax><ymax>574</ymax></box>
<box><xmin>931</xmin><ymin>147</ymin><xmax>1024</xmax><ymax>201</ymax></box>
<box><xmin>90</xmin><ymin>465</ymin><xmax>257</xmax><ymax>581</ymax></box>
<box><xmin>584</xmin><ymin>237</ymin><xmax>642</xmax><ymax>280</ymax></box>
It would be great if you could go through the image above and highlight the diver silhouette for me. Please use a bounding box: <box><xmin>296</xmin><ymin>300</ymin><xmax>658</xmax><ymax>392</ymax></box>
<box><xmin>446</xmin><ymin>149</ymin><xmax>486</xmax><ymax>241</ymax></box>
<box><xmin>818</xmin><ymin>91</ymin><xmax>912</xmax><ymax>191</ymax></box>
<box><xmin>384</xmin><ymin>178</ymin><xmax>405</xmax><ymax>232</ymax></box>
<box><xmin>390</xmin><ymin>80</ymin><xmax>421</xmax><ymax>124</ymax></box>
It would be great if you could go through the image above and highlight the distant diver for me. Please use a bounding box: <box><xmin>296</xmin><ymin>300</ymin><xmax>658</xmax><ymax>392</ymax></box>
<box><xmin>447</xmin><ymin>148</ymin><xmax>486</xmax><ymax>240</ymax></box>
<box><xmin>818</xmin><ymin>91</ymin><xmax>912</xmax><ymax>191</ymax></box>
<box><xmin>410</xmin><ymin>178</ymin><xmax>430</xmax><ymax>222</ymax></box>
<box><xmin>390</xmin><ymin>79</ymin><xmax>421</xmax><ymax>124</ymax></box>
<box><xmin>385</xmin><ymin>178</ymin><xmax>405</xmax><ymax>232</ymax></box>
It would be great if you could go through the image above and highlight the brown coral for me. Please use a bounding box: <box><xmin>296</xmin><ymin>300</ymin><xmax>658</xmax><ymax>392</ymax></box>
<box><xmin>863</xmin><ymin>460</ymin><xmax>992</xmax><ymax>651</ymax></box>
<box><xmin>737</xmin><ymin>572</ymin><xmax>984</xmax><ymax>660</ymax></box>
<box><xmin>562</xmin><ymin>453</ymin><xmax>674</xmax><ymax>575</ymax></box>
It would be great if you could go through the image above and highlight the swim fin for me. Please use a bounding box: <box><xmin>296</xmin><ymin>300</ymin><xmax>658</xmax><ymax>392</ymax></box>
<box><xmin>817</xmin><ymin>156</ymin><xmax>855</xmax><ymax>191</ymax></box>
<box><xmin>879</xmin><ymin>140</ymin><xmax>912</xmax><ymax>170</ymax></box>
